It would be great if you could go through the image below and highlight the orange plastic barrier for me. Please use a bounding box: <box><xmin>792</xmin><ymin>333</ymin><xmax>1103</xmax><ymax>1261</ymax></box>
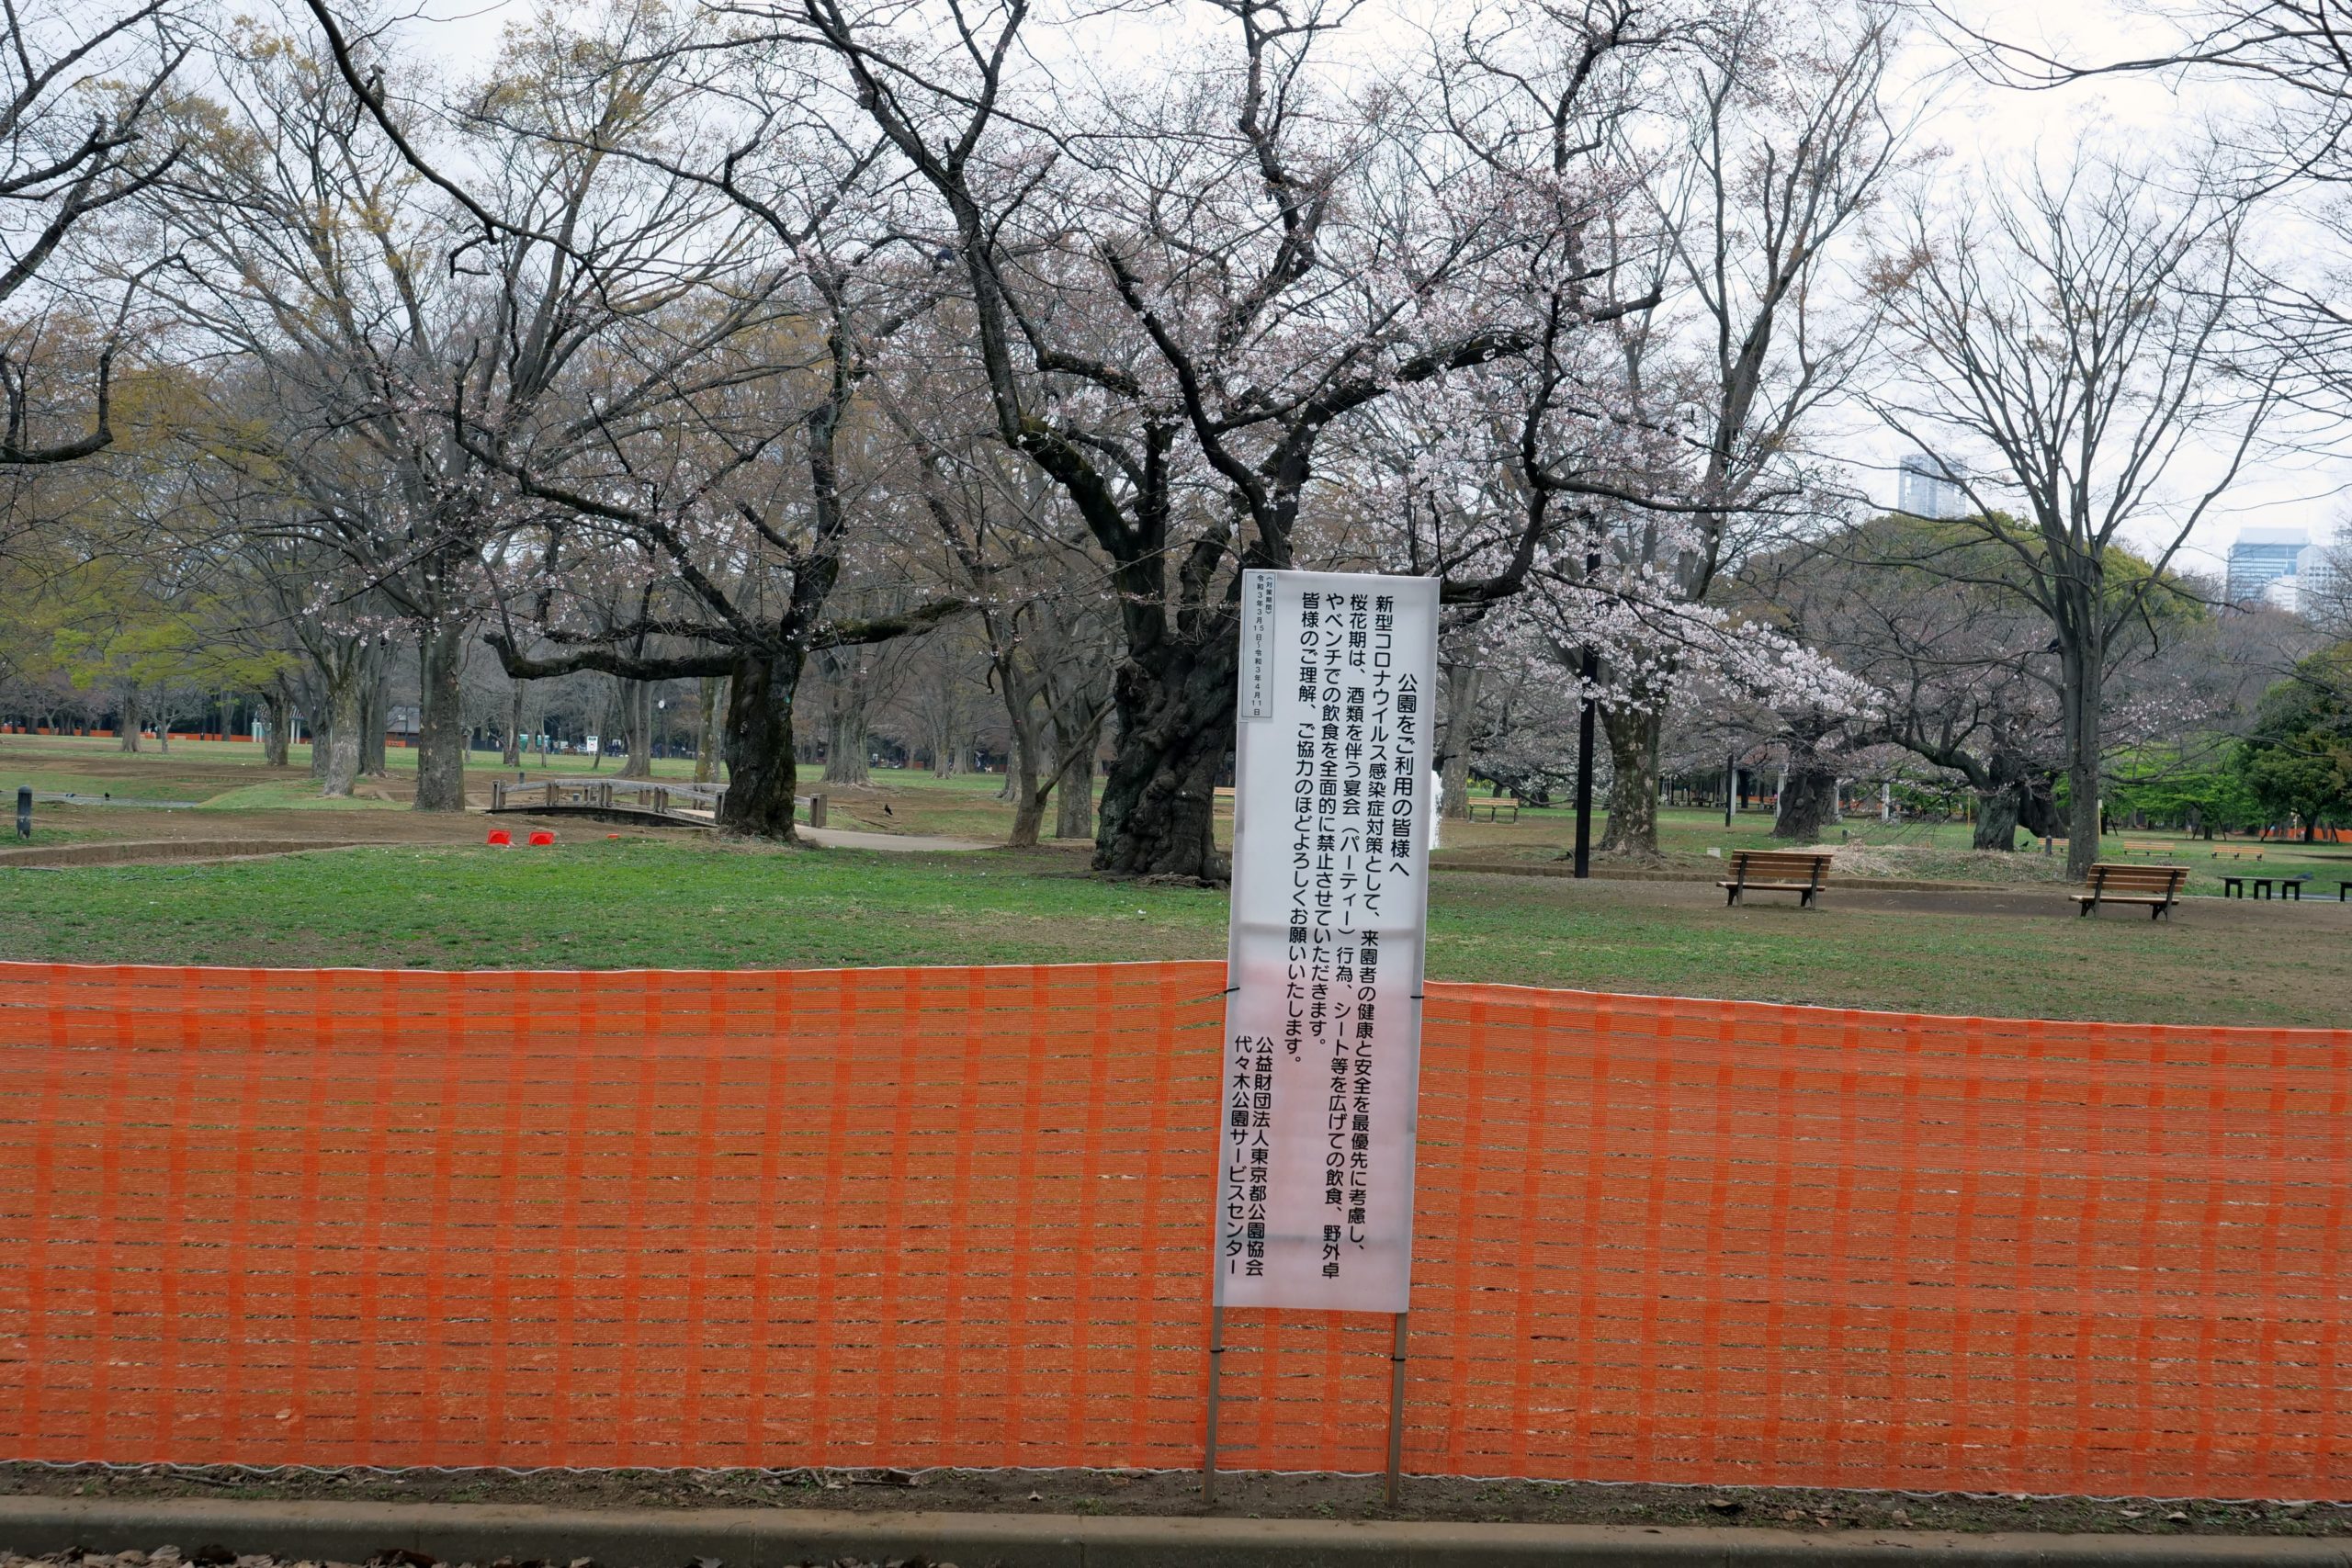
<box><xmin>1</xmin><ymin>961</ymin><xmax>2345</xmax><ymax>1499</ymax></box>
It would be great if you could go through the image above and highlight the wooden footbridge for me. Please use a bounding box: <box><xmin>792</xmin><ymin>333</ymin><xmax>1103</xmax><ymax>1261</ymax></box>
<box><xmin>488</xmin><ymin>776</ymin><xmax>726</xmax><ymax>827</ymax></box>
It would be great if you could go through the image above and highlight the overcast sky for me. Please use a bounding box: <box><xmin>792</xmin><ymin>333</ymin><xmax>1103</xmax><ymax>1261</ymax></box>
<box><xmin>384</xmin><ymin>0</ymin><xmax>2351</xmax><ymax>581</ymax></box>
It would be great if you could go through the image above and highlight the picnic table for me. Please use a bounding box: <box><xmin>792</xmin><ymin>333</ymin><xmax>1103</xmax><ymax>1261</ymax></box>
<box><xmin>2222</xmin><ymin>873</ymin><xmax>2312</xmax><ymax>900</ymax></box>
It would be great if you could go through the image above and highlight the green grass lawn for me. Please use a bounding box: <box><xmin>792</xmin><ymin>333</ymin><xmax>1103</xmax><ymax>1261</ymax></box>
<box><xmin>4</xmin><ymin>839</ymin><xmax>2345</xmax><ymax>1028</ymax></box>
<box><xmin>13</xmin><ymin>735</ymin><xmax>2340</xmax><ymax>898</ymax></box>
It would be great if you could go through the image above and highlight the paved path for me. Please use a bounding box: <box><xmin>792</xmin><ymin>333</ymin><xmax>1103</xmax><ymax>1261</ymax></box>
<box><xmin>3</xmin><ymin>1496</ymin><xmax>2339</xmax><ymax>1567</ymax></box>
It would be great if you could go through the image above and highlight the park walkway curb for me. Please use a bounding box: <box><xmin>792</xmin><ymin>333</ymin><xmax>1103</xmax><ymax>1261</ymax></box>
<box><xmin>1</xmin><ymin>1496</ymin><xmax>2346</xmax><ymax>1568</ymax></box>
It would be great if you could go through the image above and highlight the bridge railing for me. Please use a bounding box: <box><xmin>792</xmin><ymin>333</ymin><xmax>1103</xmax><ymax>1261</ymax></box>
<box><xmin>487</xmin><ymin>777</ymin><xmax>728</xmax><ymax>818</ymax></box>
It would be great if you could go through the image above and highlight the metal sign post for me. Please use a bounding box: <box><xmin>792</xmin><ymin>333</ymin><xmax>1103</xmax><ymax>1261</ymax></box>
<box><xmin>1206</xmin><ymin>570</ymin><xmax>1438</xmax><ymax>1508</ymax></box>
<box><xmin>1384</xmin><ymin>1310</ymin><xmax>1409</xmax><ymax>1506</ymax></box>
<box><xmin>1202</xmin><ymin>1303</ymin><xmax>1225</xmax><ymax>1503</ymax></box>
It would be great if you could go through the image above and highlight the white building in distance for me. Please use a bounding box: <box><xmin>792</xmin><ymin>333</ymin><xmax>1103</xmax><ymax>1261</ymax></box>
<box><xmin>2226</xmin><ymin>526</ymin><xmax>2327</xmax><ymax>608</ymax></box>
<box><xmin>1895</xmin><ymin>453</ymin><xmax>1969</xmax><ymax>521</ymax></box>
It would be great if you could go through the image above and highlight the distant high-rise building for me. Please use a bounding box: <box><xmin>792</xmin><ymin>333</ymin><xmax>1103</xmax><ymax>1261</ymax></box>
<box><xmin>1895</xmin><ymin>452</ymin><xmax>1968</xmax><ymax>521</ymax></box>
<box><xmin>2226</xmin><ymin>526</ymin><xmax>2317</xmax><ymax>605</ymax></box>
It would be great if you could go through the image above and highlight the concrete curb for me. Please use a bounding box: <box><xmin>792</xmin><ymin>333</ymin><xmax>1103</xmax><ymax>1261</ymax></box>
<box><xmin>0</xmin><ymin>1497</ymin><xmax>2345</xmax><ymax>1568</ymax></box>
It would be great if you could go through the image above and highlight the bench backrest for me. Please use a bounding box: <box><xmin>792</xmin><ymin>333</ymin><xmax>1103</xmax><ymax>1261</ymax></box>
<box><xmin>1727</xmin><ymin>850</ymin><xmax>1834</xmax><ymax>883</ymax></box>
<box><xmin>2086</xmin><ymin>863</ymin><xmax>2187</xmax><ymax>896</ymax></box>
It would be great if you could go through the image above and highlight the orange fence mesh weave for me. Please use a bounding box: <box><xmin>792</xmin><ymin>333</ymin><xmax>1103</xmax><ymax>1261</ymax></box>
<box><xmin>1</xmin><ymin>960</ymin><xmax>2345</xmax><ymax>1499</ymax></box>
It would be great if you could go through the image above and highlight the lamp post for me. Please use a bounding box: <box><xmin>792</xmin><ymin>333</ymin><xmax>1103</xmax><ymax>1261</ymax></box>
<box><xmin>1571</xmin><ymin>532</ymin><xmax>1602</xmax><ymax>879</ymax></box>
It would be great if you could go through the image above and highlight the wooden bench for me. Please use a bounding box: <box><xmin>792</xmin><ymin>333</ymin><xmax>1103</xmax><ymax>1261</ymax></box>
<box><xmin>2075</xmin><ymin>863</ymin><xmax>2187</xmax><ymax>919</ymax></box>
<box><xmin>1720</xmin><ymin>849</ymin><xmax>1834</xmax><ymax>908</ymax></box>
<box><xmin>1467</xmin><ymin>802</ymin><xmax>1520</xmax><ymax>823</ymax></box>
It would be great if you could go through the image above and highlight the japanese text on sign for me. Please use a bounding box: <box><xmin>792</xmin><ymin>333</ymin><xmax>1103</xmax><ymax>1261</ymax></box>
<box><xmin>1216</xmin><ymin>570</ymin><xmax>1437</xmax><ymax>1313</ymax></box>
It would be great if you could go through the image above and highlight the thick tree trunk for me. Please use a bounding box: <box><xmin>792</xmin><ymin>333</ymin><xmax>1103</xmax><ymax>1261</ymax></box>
<box><xmin>1052</xmin><ymin>716</ymin><xmax>1097</xmax><ymax>841</ymax></box>
<box><xmin>997</xmin><ymin>667</ymin><xmax>1049</xmax><ymax>847</ymax></box>
<box><xmin>1439</xmin><ymin>660</ymin><xmax>1483</xmax><ymax>821</ymax></box>
<box><xmin>1094</xmin><ymin>643</ymin><xmax>1234</xmax><ymax>881</ymax></box>
<box><xmin>414</xmin><ymin>623</ymin><xmax>469</xmax><ymax>811</ymax></box>
<box><xmin>616</xmin><ymin>677</ymin><xmax>656</xmax><ymax>780</ymax></box>
<box><xmin>1972</xmin><ymin>787</ymin><xmax>2021</xmax><ymax>851</ymax></box>
<box><xmin>360</xmin><ymin>655</ymin><xmax>389</xmax><ymax>778</ymax></box>
<box><xmin>820</xmin><ymin>653</ymin><xmax>871</xmax><ymax>785</ymax></box>
<box><xmin>2065</xmin><ymin>755</ymin><xmax>2102</xmax><ymax>875</ymax></box>
<box><xmin>1773</xmin><ymin>729</ymin><xmax>1838</xmax><ymax>844</ymax></box>
<box><xmin>717</xmin><ymin>649</ymin><xmax>806</xmax><ymax>840</ymax></box>
<box><xmin>1007</xmin><ymin>735</ymin><xmax>1046</xmax><ymax>846</ymax></box>
<box><xmin>2061</xmin><ymin>640</ymin><xmax>2104</xmax><ymax>879</ymax></box>
<box><xmin>502</xmin><ymin>678</ymin><xmax>525</xmax><ymax>768</ymax></box>
<box><xmin>261</xmin><ymin>680</ymin><xmax>293</xmax><ymax>768</ymax></box>
<box><xmin>322</xmin><ymin>669</ymin><xmax>363</xmax><ymax>798</ymax></box>
<box><xmin>309</xmin><ymin>694</ymin><xmax>330</xmax><ymax>779</ymax></box>
<box><xmin>1596</xmin><ymin>704</ymin><xmax>1661</xmax><ymax>859</ymax></box>
<box><xmin>1773</xmin><ymin>770</ymin><xmax>1837</xmax><ymax>841</ymax></box>
<box><xmin>695</xmin><ymin>676</ymin><xmax>726</xmax><ymax>784</ymax></box>
<box><xmin>117</xmin><ymin>686</ymin><xmax>140</xmax><ymax>752</ymax></box>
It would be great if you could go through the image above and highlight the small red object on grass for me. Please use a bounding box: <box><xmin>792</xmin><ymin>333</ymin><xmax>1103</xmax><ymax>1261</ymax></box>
<box><xmin>528</xmin><ymin>829</ymin><xmax>556</xmax><ymax>847</ymax></box>
<box><xmin>486</xmin><ymin>829</ymin><xmax>512</xmax><ymax>847</ymax></box>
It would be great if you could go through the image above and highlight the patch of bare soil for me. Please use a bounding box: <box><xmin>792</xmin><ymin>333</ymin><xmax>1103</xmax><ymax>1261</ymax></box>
<box><xmin>6</xmin><ymin>807</ymin><xmax>706</xmax><ymax>862</ymax></box>
<box><xmin>3</xmin><ymin>1466</ymin><xmax>2343</xmax><ymax>1539</ymax></box>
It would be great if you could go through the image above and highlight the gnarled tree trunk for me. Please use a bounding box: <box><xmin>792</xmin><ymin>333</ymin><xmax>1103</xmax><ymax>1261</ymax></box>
<box><xmin>1972</xmin><ymin>785</ymin><xmax>2021</xmax><ymax>852</ymax></box>
<box><xmin>1053</xmin><ymin>715</ymin><xmax>1098</xmax><ymax>841</ymax></box>
<box><xmin>414</xmin><ymin>623</ymin><xmax>469</xmax><ymax>810</ymax></box>
<box><xmin>1596</xmin><ymin>704</ymin><xmax>1661</xmax><ymax>859</ymax></box>
<box><xmin>1773</xmin><ymin>726</ymin><xmax>1839</xmax><ymax>844</ymax></box>
<box><xmin>1095</xmin><ymin>640</ymin><xmax>1234</xmax><ymax>880</ymax></box>
<box><xmin>321</xmin><ymin>666</ymin><xmax>364</xmax><ymax>798</ymax></box>
<box><xmin>718</xmin><ymin>649</ymin><xmax>806</xmax><ymax>840</ymax></box>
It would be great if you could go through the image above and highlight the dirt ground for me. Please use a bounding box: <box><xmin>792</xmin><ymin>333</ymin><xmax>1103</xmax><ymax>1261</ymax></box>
<box><xmin>2</xmin><ymin>1465</ymin><xmax>2343</xmax><ymax>1540</ymax></box>
<box><xmin>1</xmin><ymin>804</ymin><xmax>696</xmax><ymax>860</ymax></box>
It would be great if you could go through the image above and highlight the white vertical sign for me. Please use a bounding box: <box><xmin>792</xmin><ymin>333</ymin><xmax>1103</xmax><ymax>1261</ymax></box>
<box><xmin>1216</xmin><ymin>570</ymin><xmax>1438</xmax><ymax>1314</ymax></box>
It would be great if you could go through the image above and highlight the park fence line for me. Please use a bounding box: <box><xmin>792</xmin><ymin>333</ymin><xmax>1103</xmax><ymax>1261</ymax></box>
<box><xmin>0</xmin><ymin>959</ymin><xmax>2346</xmax><ymax>1501</ymax></box>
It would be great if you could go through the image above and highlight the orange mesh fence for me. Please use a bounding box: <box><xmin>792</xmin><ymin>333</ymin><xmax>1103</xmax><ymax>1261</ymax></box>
<box><xmin>0</xmin><ymin>960</ymin><xmax>2345</xmax><ymax>1498</ymax></box>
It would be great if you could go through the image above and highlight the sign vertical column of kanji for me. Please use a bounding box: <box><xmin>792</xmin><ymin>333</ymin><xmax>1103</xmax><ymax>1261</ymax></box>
<box><xmin>1208</xmin><ymin>569</ymin><xmax>1439</xmax><ymax>1503</ymax></box>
